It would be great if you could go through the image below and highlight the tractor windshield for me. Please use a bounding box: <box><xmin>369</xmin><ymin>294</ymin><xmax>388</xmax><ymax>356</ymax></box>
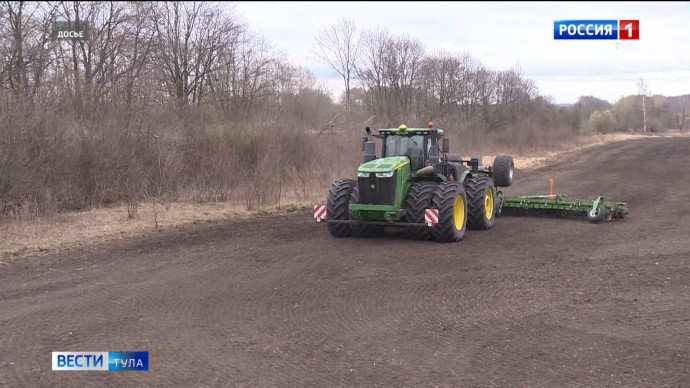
<box><xmin>384</xmin><ymin>134</ymin><xmax>426</xmax><ymax>171</ymax></box>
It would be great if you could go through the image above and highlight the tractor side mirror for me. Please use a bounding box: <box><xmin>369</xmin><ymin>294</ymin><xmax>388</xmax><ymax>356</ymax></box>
<box><xmin>442</xmin><ymin>138</ymin><xmax>450</xmax><ymax>153</ymax></box>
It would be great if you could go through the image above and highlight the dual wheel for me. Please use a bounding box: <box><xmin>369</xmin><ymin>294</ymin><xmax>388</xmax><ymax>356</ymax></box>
<box><xmin>326</xmin><ymin>175</ymin><xmax>497</xmax><ymax>243</ymax></box>
<box><xmin>326</xmin><ymin>179</ymin><xmax>384</xmax><ymax>238</ymax></box>
<box><xmin>404</xmin><ymin>175</ymin><xmax>496</xmax><ymax>243</ymax></box>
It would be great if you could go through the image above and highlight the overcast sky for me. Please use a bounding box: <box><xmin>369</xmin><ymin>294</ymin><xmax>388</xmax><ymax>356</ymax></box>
<box><xmin>234</xmin><ymin>1</ymin><xmax>690</xmax><ymax>105</ymax></box>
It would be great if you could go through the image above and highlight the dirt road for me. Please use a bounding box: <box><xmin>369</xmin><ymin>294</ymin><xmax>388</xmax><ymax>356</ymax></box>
<box><xmin>1</xmin><ymin>137</ymin><xmax>689</xmax><ymax>387</ymax></box>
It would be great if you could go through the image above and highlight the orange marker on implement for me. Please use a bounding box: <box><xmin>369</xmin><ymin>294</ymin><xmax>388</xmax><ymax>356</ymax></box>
<box><xmin>549</xmin><ymin>178</ymin><xmax>554</xmax><ymax>196</ymax></box>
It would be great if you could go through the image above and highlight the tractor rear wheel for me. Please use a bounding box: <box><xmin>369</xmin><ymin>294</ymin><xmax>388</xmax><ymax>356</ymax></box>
<box><xmin>466</xmin><ymin>174</ymin><xmax>496</xmax><ymax>230</ymax></box>
<box><xmin>350</xmin><ymin>185</ymin><xmax>385</xmax><ymax>237</ymax></box>
<box><xmin>326</xmin><ymin>179</ymin><xmax>355</xmax><ymax>237</ymax></box>
<box><xmin>404</xmin><ymin>181</ymin><xmax>438</xmax><ymax>240</ymax></box>
<box><xmin>431</xmin><ymin>181</ymin><xmax>467</xmax><ymax>243</ymax></box>
<box><xmin>492</xmin><ymin>155</ymin><xmax>514</xmax><ymax>187</ymax></box>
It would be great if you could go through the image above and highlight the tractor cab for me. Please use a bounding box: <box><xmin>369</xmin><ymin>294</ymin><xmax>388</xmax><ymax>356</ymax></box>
<box><xmin>382</xmin><ymin>126</ymin><xmax>432</xmax><ymax>171</ymax></box>
<box><xmin>367</xmin><ymin>123</ymin><xmax>445</xmax><ymax>174</ymax></box>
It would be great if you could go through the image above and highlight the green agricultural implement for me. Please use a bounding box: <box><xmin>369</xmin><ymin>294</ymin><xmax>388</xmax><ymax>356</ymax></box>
<box><xmin>313</xmin><ymin>123</ymin><xmax>628</xmax><ymax>243</ymax></box>
<box><xmin>497</xmin><ymin>192</ymin><xmax>629</xmax><ymax>223</ymax></box>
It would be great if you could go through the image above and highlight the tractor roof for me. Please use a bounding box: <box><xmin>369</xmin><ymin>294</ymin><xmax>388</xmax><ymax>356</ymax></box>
<box><xmin>378</xmin><ymin>127</ymin><xmax>444</xmax><ymax>136</ymax></box>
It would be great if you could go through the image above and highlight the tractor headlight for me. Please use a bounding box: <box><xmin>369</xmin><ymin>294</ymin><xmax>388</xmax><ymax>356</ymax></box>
<box><xmin>357</xmin><ymin>171</ymin><xmax>370</xmax><ymax>178</ymax></box>
<box><xmin>375</xmin><ymin>171</ymin><xmax>394</xmax><ymax>178</ymax></box>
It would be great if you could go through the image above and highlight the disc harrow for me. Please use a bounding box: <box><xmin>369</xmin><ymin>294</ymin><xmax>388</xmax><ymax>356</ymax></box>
<box><xmin>497</xmin><ymin>192</ymin><xmax>628</xmax><ymax>223</ymax></box>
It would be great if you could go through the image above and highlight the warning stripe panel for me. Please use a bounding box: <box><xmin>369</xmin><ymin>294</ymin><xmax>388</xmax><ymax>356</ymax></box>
<box><xmin>313</xmin><ymin>205</ymin><xmax>327</xmax><ymax>219</ymax></box>
<box><xmin>424</xmin><ymin>209</ymin><xmax>439</xmax><ymax>224</ymax></box>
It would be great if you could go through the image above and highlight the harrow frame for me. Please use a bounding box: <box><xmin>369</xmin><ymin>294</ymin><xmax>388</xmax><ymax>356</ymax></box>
<box><xmin>496</xmin><ymin>192</ymin><xmax>628</xmax><ymax>223</ymax></box>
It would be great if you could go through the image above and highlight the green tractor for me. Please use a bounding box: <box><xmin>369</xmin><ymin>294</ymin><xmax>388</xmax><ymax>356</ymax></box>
<box><xmin>313</xmin><ymin>123</ymin><xmax>515</xmax><ymax>243</ymax></box>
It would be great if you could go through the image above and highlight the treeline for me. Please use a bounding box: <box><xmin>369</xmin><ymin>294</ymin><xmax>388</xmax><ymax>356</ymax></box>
<box><xmin>0</xmin><ymin>3</ymin><xmax>686</xmax><ymax>218</ymax></box>
<box><xmin>353</xmin><ymin>37</ymin><xmax>539</xmax><ymax>133</ymax></box>
<box><xmin>574</xmin><ymin>95</ymin><xmax>690</xmax><ymax>134</ymax></box>
<box><xmin>314</xmin><ymin>21</ymin><xmax>548</xmax><ymax>137</ymax></box>
<box><xmin>314</xmin><ymin>20</ymin><xmax>689</xmax><ymax>143</ymax></box>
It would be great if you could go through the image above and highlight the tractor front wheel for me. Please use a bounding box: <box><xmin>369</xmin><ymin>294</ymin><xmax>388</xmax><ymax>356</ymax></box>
<box><xmin>326</xmin><ymin>179</ymin><xmax>355</xmax><ymax>237</ymax></box>
<box><xmin>404</xmin><ymin>181</ymin><xmax>438</xmax><ymax>240</ymax></box>
<box><xmin>431</xmin><ymin>181</ymin><xmax>468</xmax><ymax>243</ymax></box>
<box><xmin>466</xmin><ymin>174</ymin><xmax>496</xmax><ymax>230</ymax></box>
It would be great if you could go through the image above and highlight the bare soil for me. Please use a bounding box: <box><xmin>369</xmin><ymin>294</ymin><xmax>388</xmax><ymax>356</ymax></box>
<box><xmin>1</xmin><ymin>137</ymin><xmax>689</xmax><ymax>387</ymax></box>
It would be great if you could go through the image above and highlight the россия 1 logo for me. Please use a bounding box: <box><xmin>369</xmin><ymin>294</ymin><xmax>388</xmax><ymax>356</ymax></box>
<box><xmin>554</xmin><ymin>20</ymin><xmax>639</xmax><ymax>40</ymax></box>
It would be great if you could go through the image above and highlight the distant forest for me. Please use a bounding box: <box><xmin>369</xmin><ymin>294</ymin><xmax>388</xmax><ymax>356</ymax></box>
<box><xmin>1</xmin><ymin>2</ymin><xmax>688</xmax><ymax>217</ymax></box>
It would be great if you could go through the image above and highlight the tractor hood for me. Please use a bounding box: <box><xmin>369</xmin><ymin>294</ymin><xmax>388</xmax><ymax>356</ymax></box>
<box><xmin>358</xmin><ymin>156</ymin><xmax>409</xmax><ymax>173</ymax></box>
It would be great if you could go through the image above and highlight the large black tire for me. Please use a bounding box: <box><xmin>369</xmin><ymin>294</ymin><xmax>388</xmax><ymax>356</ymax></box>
<box><xmin>492</xmin><ymin>155</ymin><xmax>514</xmax><ymax>187</ymax></box>
<box><xmin>350</xmin><ymin>185</ymin><xmax>385</xmax><ymax>237</ymax></box>
<box><xmin>465</xmin><ymin>174</ymin><xmax>496</xmax><ymax>230</ymax></box>
<box><xmin>326</xmin><ymin>179</ymin><xmax>355</xmax><ymax>237</ymax></box>
<box><xmin>431</xmin><ymin>181</ymin><xmax>468</xmax><ymax>243</ymax></box>
<box><xmin>404</xmin><ymin>181</ymin><xmax>438</xmax><ymax>240</ymax></box>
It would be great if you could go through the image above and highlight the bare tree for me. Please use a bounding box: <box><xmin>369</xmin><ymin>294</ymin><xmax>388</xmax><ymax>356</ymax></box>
<box><xmin>50</xmin><ymin>1</ymin><xmax>137</xmax><ymax>114</ymax></box>
<box><xmin>637</xmin><ymin>77</ymin><xmax>649</xmax><ymax>133</ymax></box>
<box><xmin>419</xmin><ymin>51</ymin><xmax>476</xmax><ymax>120</ymax></box>
<box><xmin>207</xmin><ymin>28</ymin><xmax>281</xmax><ymax>121</ymax></box>
<box><xmin>491</xmin><ymin>65</ymin><xmax>537</xmax><ymax>131</ymax></box>
<box><xmin>387</xmin><ymin>34</ymin><xmax>424</xmax><ymax>121</ymax></box>
<box><xmin>312</xmin><ymin>19</ymin><xmax>359</xmax><ymax>114</ymax></box>
<box><xmin>0</xmin><ymin>1</ymin><xmax>56</xmax><ymax>102</ymax></box>
<box><xmin>471</xmin><ymin>65</ymin><xmax>496</xmax><ymax>128</ymax></box>
<box><xmin>356</xmin><ymin>29</ymin><xmax>424</xmax><ymax>123</ymax></box>
<box><xmin>150</xmin><ymin>1</ymin><xmax>240</xmax><ymax>114</ymax></box>
<box><xmin>118</xmin><ymin>2</ymin><xmax>155</xmax><ymax>112</ymax></box>
<box><xmin>356</xmin><ymin>27</ymin><xmax>391</xmax><ymax>122</ymax></box>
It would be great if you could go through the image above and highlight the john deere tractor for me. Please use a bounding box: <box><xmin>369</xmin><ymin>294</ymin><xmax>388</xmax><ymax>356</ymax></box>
<box><xmin>314</xmin><ymin>123</ymin><xmax>515</xmax><ymax>243</ymax></box>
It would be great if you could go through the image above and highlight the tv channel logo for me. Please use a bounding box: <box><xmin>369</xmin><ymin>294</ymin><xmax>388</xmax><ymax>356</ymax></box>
<box><xmin>52</xmin><ymin>351</ymin><xmax>149</xmax><ymax>371</ymax></box>
<box><xmin>554</xmin><ymin>20</ymin><xmax>639</xmax><ymax>40</ymax></box>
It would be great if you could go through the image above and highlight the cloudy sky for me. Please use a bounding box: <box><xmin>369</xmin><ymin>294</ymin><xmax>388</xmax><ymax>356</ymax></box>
<box><xmin>234</xmin><ymin>1</ymin><xmax>690</xmax><ymax>105</ymax></box>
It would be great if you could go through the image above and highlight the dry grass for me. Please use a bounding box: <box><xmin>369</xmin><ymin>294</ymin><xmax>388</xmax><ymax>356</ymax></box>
<box><xmin>0</xmin><ymin>199</ymin><xmax>313</xmax><ymax>260</ymax></box>
<box><xmin>2</xmin><ymin>131</ymin><xmax>688</xmax><ymax>260</ymax></box>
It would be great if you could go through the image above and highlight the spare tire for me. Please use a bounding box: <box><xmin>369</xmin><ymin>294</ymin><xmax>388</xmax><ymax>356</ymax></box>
<box><xmin>492</xmin><ymin>155</ymin><xmax>514</xmax><ymax>187</ymax></box>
